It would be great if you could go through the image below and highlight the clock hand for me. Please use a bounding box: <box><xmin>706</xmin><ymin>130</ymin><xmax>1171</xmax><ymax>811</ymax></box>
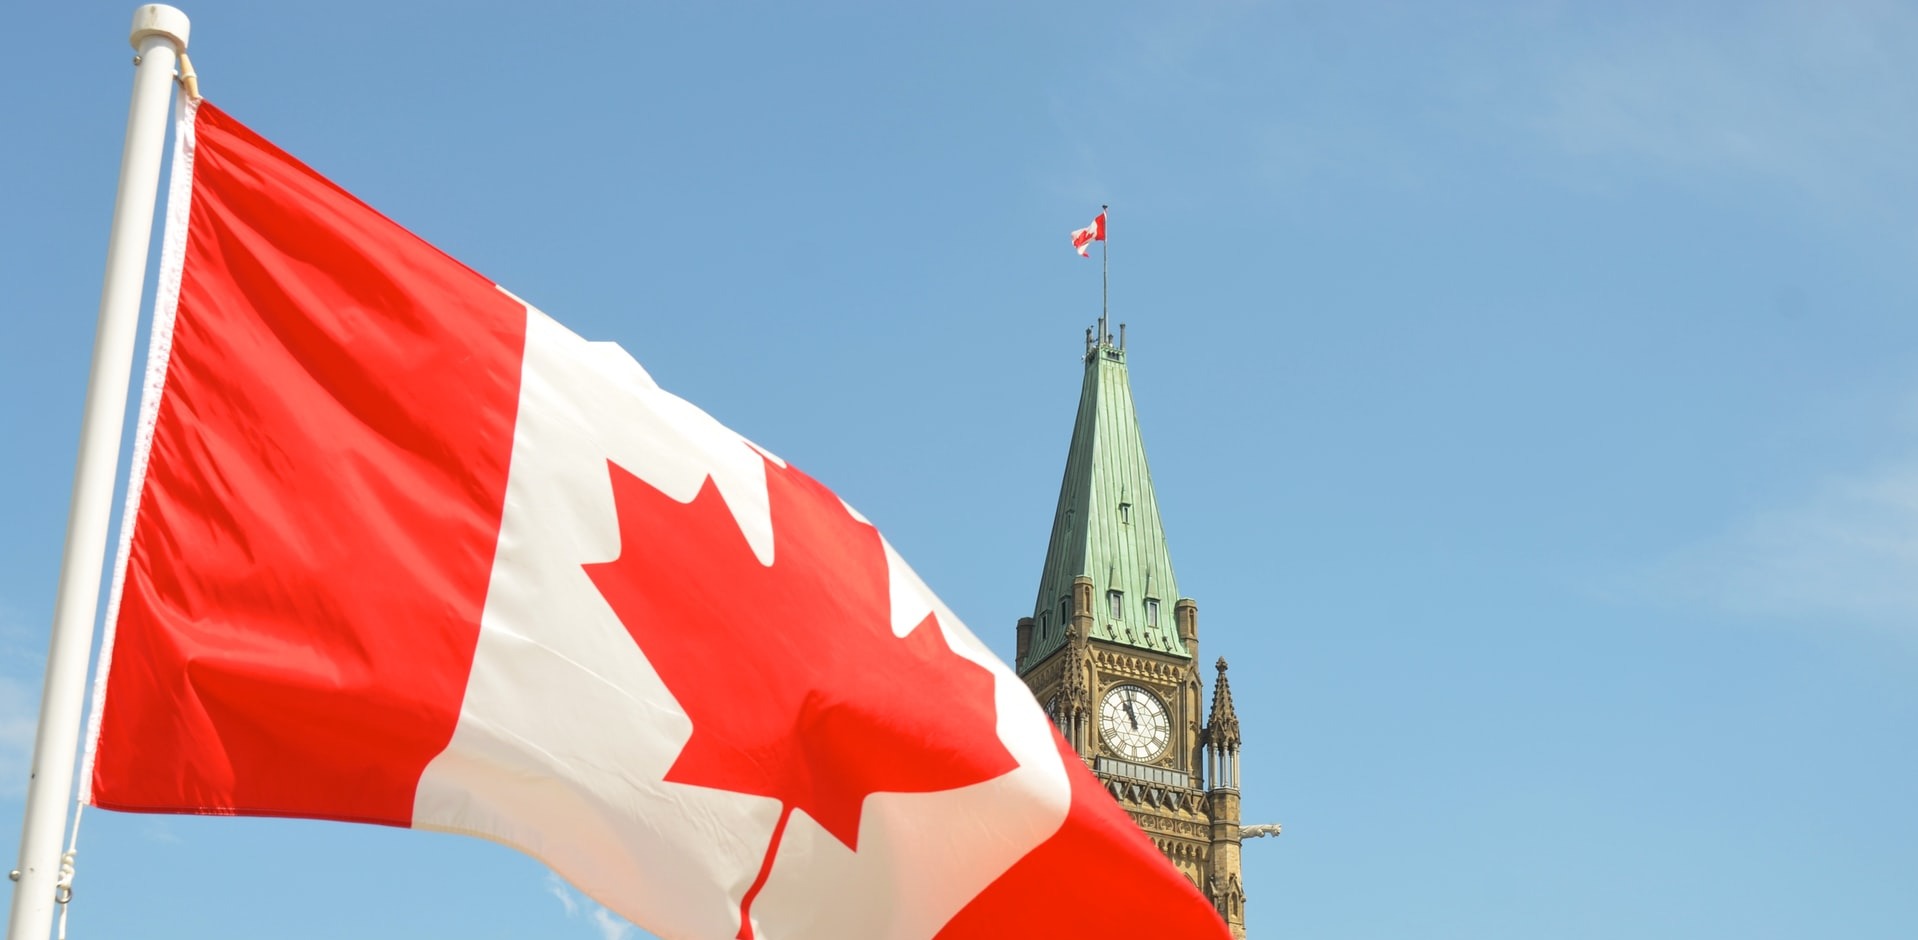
<box><xmin>1123</xmin><ymin>699</ymin><xmax>1139</xmax><ymax>730</ymax></box>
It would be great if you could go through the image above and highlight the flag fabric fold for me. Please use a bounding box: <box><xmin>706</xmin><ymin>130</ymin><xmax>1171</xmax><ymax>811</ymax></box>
<box><xmin>83</xmin><ymin>99</ymin><xmax>1228</xmax><ymax>940</ymax></box>
<box><xmin>1070</xmin><ymin>211</ymin><xmax>1107</xmax><ymax>257</ymax></box>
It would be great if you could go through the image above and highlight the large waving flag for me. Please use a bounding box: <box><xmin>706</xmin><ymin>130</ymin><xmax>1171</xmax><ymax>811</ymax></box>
<box><xmin>83</xmin><ymin>99</ymin><xmax>1228</xmax><ymax>940</ymax></box>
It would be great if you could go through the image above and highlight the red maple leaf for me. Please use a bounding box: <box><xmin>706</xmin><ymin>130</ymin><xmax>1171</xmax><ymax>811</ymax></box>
<box><xmin>584</xmin><ymin>454</ymin><xmax>1018</xmax><ymax>939</ymax></box>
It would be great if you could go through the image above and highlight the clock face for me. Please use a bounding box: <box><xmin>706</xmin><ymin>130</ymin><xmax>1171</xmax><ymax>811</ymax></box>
<box><xmin>1099</xmin><ymin>684</ymin><xmax>1171</xmax><ymax>762</ymax></box>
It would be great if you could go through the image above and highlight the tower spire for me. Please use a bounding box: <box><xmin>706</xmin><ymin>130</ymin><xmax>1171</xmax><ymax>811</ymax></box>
<box><xmin>1205</xmin><ymin>657</ymin><xmax>1248</xmax><ymax>938</ymax></box>
<box><xmin>1023</xmin><ymin>327</ymin><xmax>1184</xmax><ymax>671</ymax></box>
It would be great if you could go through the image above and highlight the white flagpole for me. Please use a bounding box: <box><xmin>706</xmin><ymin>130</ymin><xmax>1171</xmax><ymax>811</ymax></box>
<box><xmin>6</xmin><ymin>7</ymin><xmax>189</xmax><ymax>940</ymax></box>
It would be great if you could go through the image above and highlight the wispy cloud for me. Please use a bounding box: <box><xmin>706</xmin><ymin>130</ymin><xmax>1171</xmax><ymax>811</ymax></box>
<box><xmin>545</xmin><ymin>872</ymin><xmax>632</xmax><ymax>940</ymax></box>
<box><xmin>591</xmin><ymin>907</ymin><xmax>632</xmax><ymax>940</ymax></box>
<box><xmin>546</xmin><ymin>872</ymin><xmax>581</xmax><ymax>918</ymax></box>
<box><xmin>141</xmin><ymin>820</ymin><xmax>183</xmax><ymax>844</ymax></box>
<box><xmin>1525</xmin><ymin>0</ymin><xmax>1918</xmax><ymax>218</ymax></box>
<box><xmin>1117</xmin><ymin>0</ymin><xmax>1918</xmax><ymax>222</ymax></box>
<box><xmin>1655</xmin><ymin>460</ymin><xmax>1918</xmax><ymax>637</ymax></box>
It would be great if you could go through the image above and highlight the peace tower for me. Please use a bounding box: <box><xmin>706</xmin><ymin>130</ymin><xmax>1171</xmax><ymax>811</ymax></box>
<box><xmin>1014</xmin><ymin>322</ymin><xmax>1249</xmax><ymax>937</ymax></box>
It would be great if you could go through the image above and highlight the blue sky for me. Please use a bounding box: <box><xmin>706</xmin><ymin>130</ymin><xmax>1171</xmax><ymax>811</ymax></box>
<box><xmin>5</xmin><ymin>1</ymin><xmax>1917</xmax><ymax>937</ymax></box>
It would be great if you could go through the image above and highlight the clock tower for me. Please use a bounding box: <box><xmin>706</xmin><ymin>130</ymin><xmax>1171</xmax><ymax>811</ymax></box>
<box><xmin>1015</xmin><ymin>323</ymin><xmax>1249</xmax><ymax>937</ymax></box>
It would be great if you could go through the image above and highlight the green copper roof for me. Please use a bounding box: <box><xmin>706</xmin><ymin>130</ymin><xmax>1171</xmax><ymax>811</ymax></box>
<box><xmin>1026</xmin><ymin>334</ymin><xmax>1187</xmax><ymax>667</ymax></box>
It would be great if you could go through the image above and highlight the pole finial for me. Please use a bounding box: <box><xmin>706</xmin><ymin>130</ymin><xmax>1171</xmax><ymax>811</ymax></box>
<box><xmin>130</xmin><ymin>5</ymin><xmax>191</xmax><ymax>53</ymax></box>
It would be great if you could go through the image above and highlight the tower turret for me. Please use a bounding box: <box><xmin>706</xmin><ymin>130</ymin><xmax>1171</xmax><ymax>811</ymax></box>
<box><xmin>1206</xmin><ymin>658</ymin><xmax>1247</xmax><ymax>938</ymax></box>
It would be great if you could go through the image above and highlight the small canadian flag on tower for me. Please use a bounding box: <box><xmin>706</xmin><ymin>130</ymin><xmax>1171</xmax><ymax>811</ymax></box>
<box><xmin>1071</xmin><ymin>210</ymin><xmax>1107</xmax><ymax>257</ymax></box>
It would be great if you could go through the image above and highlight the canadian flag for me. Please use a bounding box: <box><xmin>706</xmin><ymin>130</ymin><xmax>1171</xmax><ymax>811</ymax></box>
<box><xmin>1070</xmin><ymin>211</ymin><xmax>1106</xmax><ymax>257</ymax></box>
<box><xmin>83</xmin><ymin>101</ymin><xmax>1226</xmax><ymax>939</ymax></box>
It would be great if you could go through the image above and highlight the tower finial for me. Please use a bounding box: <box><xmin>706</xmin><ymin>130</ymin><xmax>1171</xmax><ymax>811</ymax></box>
<box><xmin>1207</xmin><ymin>658</ymin><xmax>1241</xmax><ymax>749</ymax></box>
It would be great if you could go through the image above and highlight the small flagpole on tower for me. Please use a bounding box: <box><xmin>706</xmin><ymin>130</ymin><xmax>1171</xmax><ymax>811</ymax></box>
<box><xmin>1100</xmin><ymin>204</ymin><xmax>1109</xmax><ymax>345</ymax></box>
